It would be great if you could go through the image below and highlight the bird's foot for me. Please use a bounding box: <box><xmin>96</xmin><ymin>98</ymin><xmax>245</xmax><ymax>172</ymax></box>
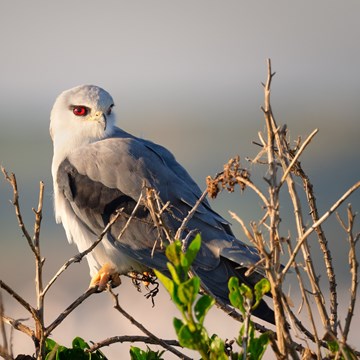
<box><xmin>89</xmin><ymin>263</ymin><xmax>121</xmax><ymax>291</ymax></box>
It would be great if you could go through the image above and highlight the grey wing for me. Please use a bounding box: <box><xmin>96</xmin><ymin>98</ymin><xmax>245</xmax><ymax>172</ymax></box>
<box><xmin>62</xmin><ymin>138</ymin><xmax>258</xmax><ymax>260</ymax></box>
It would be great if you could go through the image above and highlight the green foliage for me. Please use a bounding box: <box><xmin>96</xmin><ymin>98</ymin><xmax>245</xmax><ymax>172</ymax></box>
<box><xmin>228</xmin><ymin>276</ymin><xmax>270</xmax><ymax>360</ymax></box>
<box><xmin>155</xmin><ymin>235</ymin><xmax>271</xmax><ymax>360</ymax></box>
<box><xmin>44</xmin><ymin>337</ymin><xmax>107</xmax><ymax>360</ymax></box>
<box><xmin>129</xmin><ymin>346</ymin><xmax>165</xmax><ymax>360</ymax></box>
<box><xmin>326</xmin><ymin>339</ymin><xmax>358</xmax><ymax>360</ymax></box>
<box><xmin>228</xmin><ymin>277</ymin><xmax>270</xmax><ymax>315</ymax></box>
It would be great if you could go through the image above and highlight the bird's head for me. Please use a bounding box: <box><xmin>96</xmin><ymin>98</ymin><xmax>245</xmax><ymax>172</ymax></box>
<box><xmin>50</xmin><ymin>85</ymin><xmax>116</xmax><ymax>150</ymax></box>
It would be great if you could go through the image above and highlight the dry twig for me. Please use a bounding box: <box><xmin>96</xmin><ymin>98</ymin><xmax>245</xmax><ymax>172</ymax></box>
<box><xmin>107</xmin><ymin>288</ymin><xmax>192</xmax><ymax>360</ymax></box>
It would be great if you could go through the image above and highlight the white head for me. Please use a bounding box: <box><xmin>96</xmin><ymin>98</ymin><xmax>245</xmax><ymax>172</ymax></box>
<box><xmin>50</xmin><ymin>85</ymin><xmax>116</xmax><ymax>152</ymax></box>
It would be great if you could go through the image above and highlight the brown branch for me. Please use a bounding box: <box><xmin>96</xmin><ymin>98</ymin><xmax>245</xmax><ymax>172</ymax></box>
<box><xmin>283</xmin><ymin>181</ymin><xmax>360</xmax><ymax>275</ymax></box>
<box><xmin>0</xmin><ymin>346</ymin><xmax>14</xmax><ymax>360</ymax></box>
<box><xmin>108</xmin><ymin>288</ymin><xmax>192</xmax><ymax>360</ymax></box>
<box><xmin>261</xmin><ymin>59</ymin><xmax>296</xmax><ymax>357</ymax></box>
<box><xmin>1</xmin><ymin>314</ymin><xmax>35</xmax><ymax>340</ymax></box>
<box><xmin>42</xmin><ymin>211</ymin><xmax>122</xmax><ymax>297</ymax></box>
<box><xmin>271</xmin><ymin>119</ymin><xmax>330</xmax><ymax>344</ymax></box>
<box><xmin>32</xmin><ymin>181</ymin><xmax>45</xmax><ymax>356</ymax></box>
<box><xmin>88</xmin><ymin>336</ymin><xmax>181</xmax><ymax>352</ymax></box>
<box><xmin>175</xmin><ymin>189</ymin><xmax>208</xmax><ymax>242</ymax></box>
<box><xmin>295</xmin><ymin>157</ymin><xmax>338</xmax><ymax>334</ymax></box>
<box><xmin>279</xmin><ymin>128</ymin><xmax>318</xmax><ymax>187</ymax></box>
<box><xmin>336</xmin><ymin>205</ymin><xmax>359</xmax><ymax>341</ymax></box>
<box><xmin>0</xmin><ymin>280</ymin><xmax>37</xmax><ymax>321</ymax></box>
<box><xmin>1</xmin><ymin>167</ymin><xmax>36</xmax><ymax>256</ymax></box>
<box><xmin>0</xmin><ymin>292</ymin><xmax>9</xmax><ymax>355</ymax></box>
<box><xmin>45</xmin><ymin>287</ymin><xmax>98</xmax><ymax>336</ymax></box>
<box><xmin>117</xmin><ymin>193</ymin><xmax>144</xmax><ymax>240</ymax></box>
<box><xmin>284</xmin><ymin>239</ymin><xmax>322</xmax><ymax>355</ymax></box>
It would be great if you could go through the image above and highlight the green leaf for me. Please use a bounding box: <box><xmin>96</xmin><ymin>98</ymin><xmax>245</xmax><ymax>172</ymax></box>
<box><xmin>228</xmin><ymin>277</ymin><xmax>245</xmax><ymax>314</ymax></box>
<box><xmin>177</xmin><ymin>277</ymin><xmax>200</xmax><ymax>306</ymax></box>
<box><xmin>239</xmin><ymin>283</ymin><xmax>253</xmax><ymax>303</ymax></box>
<box><xmin>165</xmin><ymin>241</ymin><xmax>182</xmax><ymax>266</ymax></box>
<box><xmin>209</xmin><ymin>335</ymin><xmax>228</xmax><ymax>360</ymax></box>
<box><xmin>45</xmin><ymin>338</ymin><xmax>58</xmax><ymax>352</ymax></box>
<box><xmin>194</xmin><ymin>295</ymin><xmax>215</xmax><ymax>324</ymax></box>
<box><xmin>130</xmin><ymin>346</ymin><xmax>165</xmax><ymax>360</ymax></box>
<box><xmin>173</xmin><ymin>317</ymin><xmax>184</xmax><ymax>335</ymax></box>
<box><xmin>153</xmin><ymin>270</ymin><xmax>174</xmax><ymax>295</ymax></box>
<box><xmin>253</xmin><ymin>278</ymin><xmax>271</xmax><ymax>310</ymax></box>
<box><xmin>130</xmin><ymin>346</ymin><xmax>146</xmax><ymax>360</ymax></box>
<box><xmin>155</xmin><ymin>269</ymin><xmax>185</xmax><ymax>310</ymax></box>
<box><xmin>248</xmin><ymin>331</ymin><xmax>270</xmax><ymax>360</ymax></box>
<box><xmin>177</xmin><ymin>323</ymin><xmax>194</xmax><ymax>348</ymax></box>
<box><xmin>327</xmin><ymin>340</ymin><xmax>339</xmax><ymax>353</ymax></box>
<box><xmin>72</xmin><ymin>337</ymin><xmax>89</xmax><ymax>350</ymax></box>
<box><xmin>177</xmin><ymin>323</ymin><xmax>203</xmax><ymax>350</ymax></box>
<box><xmin>184</xmin><ymin>234</ymin><xmax>201</xmax><ymax>267</ymax></box>
<box><xmin>174</xmin><ymin>318</ymin><xmax>208</xmax><ymax>350</ymax></box>
<box><xmin>166</xmin><ymin>262</ymin><xmax>182</xmax><ymax>285</ymax></box>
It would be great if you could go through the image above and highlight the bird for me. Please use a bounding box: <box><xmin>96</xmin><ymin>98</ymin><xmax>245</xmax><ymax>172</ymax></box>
<box><xmin>50</xmin><ymin>84</ymin><xmax>274</xmax><ymax>323</ymax></box>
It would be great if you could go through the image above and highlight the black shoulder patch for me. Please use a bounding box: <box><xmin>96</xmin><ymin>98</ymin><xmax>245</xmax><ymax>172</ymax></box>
<box><xmin>57</xmin><ymin>158</ymin><xmax>148</xmax><ymax>227</ymax></box>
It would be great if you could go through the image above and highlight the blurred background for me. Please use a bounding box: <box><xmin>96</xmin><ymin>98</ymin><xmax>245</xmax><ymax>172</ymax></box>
<box><xmin>0</xmin><ymin>1</ymin><xmax>359</xmax><ymax>358</ymax></box>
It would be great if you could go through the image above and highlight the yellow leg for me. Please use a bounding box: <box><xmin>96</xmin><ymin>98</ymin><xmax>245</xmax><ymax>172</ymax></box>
<box><xmin>89</xmin><ymin>263</ymin><xmax>121</xmax><ymax>291</ymax></box>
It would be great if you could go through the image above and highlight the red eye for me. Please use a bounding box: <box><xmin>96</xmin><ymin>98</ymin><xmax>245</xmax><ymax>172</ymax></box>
<box><xmin>73</xmin><ymin>106</ymin><xmax>88</xmax><ymax>116</ymax></box>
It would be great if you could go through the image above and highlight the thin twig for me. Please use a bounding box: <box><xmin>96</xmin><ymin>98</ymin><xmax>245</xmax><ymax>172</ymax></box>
<box><xmin>284</xmin><ymin>238</ymin><xmax>322</xmax><ymax>352</ymax></box>
<box><xmin>108</xmin><ymin>288</ymin><xmax>192</xmax><ymax>360</ymax></box>
<box><xmin>0</xmin><ymin>280</ymin><xmax>37</xmax><ymax>321</ymax></box>
<box><xmin>337</xmin><ymin>206</ymin><xmax>359</xmax><ymax>341</ymax></box>
<box><xmin>33</xmin><ymin>181</ymin><xmax>45</xmax><ymax>356</ymax></box>
<box><xmin>0</xmin><ymin>346</ymin><xmax>14</xmax><ymax>360</ymax></box>
<box><xmin>0</xmin><ymin>293</ymin><xmax>9</xmax><ymax>355</ymax></box>
<box><xmin>235</xmin><ymin>176</ymin><xmax>270</xmax><ymax>209</ymax></box>
<box><xmin>282</xmin><ymin>181</ymin><xmax>360</xmax><ymax>275</ymax></box>
<box><xmin>42</xmin><ymin>211</ymin><xmax>122</xmax><ymax>296</ymax></box>
<box><xmin>1</xmin><ymin>167</ymin><xmax>36</xmax><ymax>256</ymax></box>
<box><xmin>274</xmin><ymin>126</ymin><xmax>330</xmax><ymax>338</ymax></box>
<box><xmin>175</xmin><ymin>189</ymin><xmax>208</xmax><ymax>242</ymax></box>
<box><xmin>45</xmin><ymin>287</ymin><xmax>98</xmax><ymax>336</ymax></box>
<box><xmin>228</xmin><ymin>211</ymin><xmax>256</xmax><ymax>244</ymax></box>
<box><xmin>117</xmin><ymin>193</ymin><xmax>144</xmax><ymax>240</ymax></box>
<box><xmin>295</xmin><ymin>156</ymin><xmax>338</xmax><ymax>334</ymax></box>
<box><xmin>1</xmin><ymin>314</ymin><xmax>35</xmax><ymax>340</ymax></box>
<box><xmin>279</xmin><ymin>128</ymin><xmax>318</xmax><ymax>187</ymax></box>
<box><xmin>261</xmin><ymin>58</ymin><xmax>296</xmax><ymax>357</ymax></box>
<box><xmin>88</xmin><ymin>336</ymin><xmax>181</xmax><ymax>352</ymax></box>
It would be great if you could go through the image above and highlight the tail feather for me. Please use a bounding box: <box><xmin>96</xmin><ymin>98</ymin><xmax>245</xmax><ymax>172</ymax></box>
<box><xmin>195</xmin><ymin>257</ymin><xmax>275</xmax><ymax>324</ymax></box>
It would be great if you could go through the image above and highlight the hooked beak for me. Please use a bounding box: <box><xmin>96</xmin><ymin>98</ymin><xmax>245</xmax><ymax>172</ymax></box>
<box><xmin>94</xmin><ymin>111</ymin><xmax>107</xmax><ymax>131</ymax></box>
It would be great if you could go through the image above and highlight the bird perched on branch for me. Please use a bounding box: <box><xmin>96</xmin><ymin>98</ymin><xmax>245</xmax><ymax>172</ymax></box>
<box><xmin>50</xmin><ymin>85</ymin><xmax>274</xmax><ymax>323</ymax></box>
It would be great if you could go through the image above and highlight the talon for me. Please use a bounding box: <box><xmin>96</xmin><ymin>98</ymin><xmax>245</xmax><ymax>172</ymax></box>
<box><xmin>89</xmin><ymin>263</ymin><xmax>121</xmax><ymax>291</ymax></box>
<box><xmin>142</xmin><ymin>271</ymin><xmax>151</xmax><ymax>286</ymax></box>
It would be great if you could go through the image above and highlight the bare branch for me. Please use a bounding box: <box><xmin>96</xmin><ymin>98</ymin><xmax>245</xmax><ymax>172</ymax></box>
<box><xmin>1</xmin><ymin>314</ymin><xmax>34</xmax><ymax>340</ymax></box>
<box><xmin>117</xmin><ymin>193</ymin><xmax>143</xmax><ymax>240</ymax></box>
<box><xmin>1</xmin><ymin>167</ymin><xmax>36</xmax><ymax>256</ymax></box>
<box><xmin>42</xmin><ymin>211</ymin><xmax>122</xmax><ymax>296</ymax></box>
<box><xmin>88</xmin><ymin>336</ymin><xmax>181</xmax><ymax>352</ymax></box>
<box><xmin>0</xmin><ymin>293</ymin><xmax>9</xmax><ymax>355</ymax></box>
<box><xmin>45</xmin><ymin>287</ymin><xmax>98</xmax><ymax>336</ymax></box>
<box><xmin>108</xmin><ymin>288</ymin><xmax>192</xmax><ymax>360</ymax></box>
<box><xmin>337</xmin><ymin>206</ymin><xmax>359</xmax><ymax>340</ymax></box>
<box><xmin>283</xmin><ymin>181</ymin><xmax>360</xmax><ymax>275</ymax></box>
<box><xmin>279</xmin><ymin>128</ymin><xmax>318</xmax><ymax>187</ymax></box>
<box><xmin>296</xmin><ymin>157</ymin><xmax>338</xmax><ymax>333</ymax></box>
<box><xmin>0</xmin><ymin>280</ymin><xmax>36</xmax><ymax>321</ymax></box>
<box><xmin>0</xmin><ymin>346</ymin><xmax>14</xmax><ymax>360</ymax></box>
<box><xmin>175</xmin><ymin>189</ymin><xmax>208</xmax><ymax>241</ymax></box>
